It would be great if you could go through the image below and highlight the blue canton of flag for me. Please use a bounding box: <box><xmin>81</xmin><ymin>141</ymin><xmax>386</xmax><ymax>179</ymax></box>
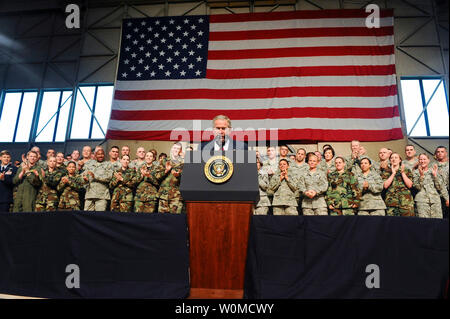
<box><xmin>118</xmin><ymin>15</ymin><xmax>209</xmax><ymax>81</ymax></box>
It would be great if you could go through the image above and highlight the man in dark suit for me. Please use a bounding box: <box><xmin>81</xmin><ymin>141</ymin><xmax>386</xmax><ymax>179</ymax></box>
<box><xmin>0</xmin><ymin>150</ymin><xmax>18</xmax><ymax>212</ymax></box>
<box><xmin>200</xmin><ymin>115</ymin><xmax>248</xmax><ymax>151</ymax></box>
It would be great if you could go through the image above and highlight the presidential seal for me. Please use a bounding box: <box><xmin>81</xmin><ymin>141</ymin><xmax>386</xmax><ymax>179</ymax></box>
<box><xmin>204</xmin><ymin>155</ymin><xmax>234</xmax><ymax>184</ymax></box>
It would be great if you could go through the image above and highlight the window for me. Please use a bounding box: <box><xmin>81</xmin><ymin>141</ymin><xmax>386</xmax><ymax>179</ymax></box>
<box><xmin>0</xmin><ymin>91</ymin><xmax>38</xmax><ymax>142</ymax></box>
<box><xmin>70</xmin><ymin>85</ymin><xmax>114</xmax><ymax>139</ymax></box>
<box><xmin>35</xmin><ymin>90</ymin><xmax>73</xmax><ymax>142</ymax></box>
<box><xmin>401</xmin><ymin>78</ymin><xmax>449</xmax><ymax>137</ymax></box>
<box><xmin>0</xmin><ymin>84</ymin><xmax>113</xmax><ymax>143</ymax></box>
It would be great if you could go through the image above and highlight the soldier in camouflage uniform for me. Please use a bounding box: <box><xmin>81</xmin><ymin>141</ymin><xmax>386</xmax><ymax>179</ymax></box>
<box><xmin>109</xmin><ymin>146</ymin><xmax>122</xmax><ymax>171</ymax></box>
<box><xmin>77</xmin><ymin>145</ymin><xmax>94</xmax><ymax>173</ymax></box>
<box><xmin>13</xmin><ymin>151</ymin><xmax>43</xmax><ymax>212</ymax></box>
<box><xmin>269</xmin><ymin>159</ymin><xmax>298</xmax><ymax>215</ymax></box>
<box><xmin>158</xmin><ymin>143</ymin><xmax>184</xmax><ymax>214</ymax></box>
<box><xmin>380</xmin><ymin>152</ymin><xmax>414</xmax><ymax>217</ymax></box>
<box><xmin>55</xmin><ymin>152</ymin><xmax>67</xmax><ymax>174</ymax></box>
<box><xmin>262</xmin><ymin>146</ymin><xmax>279</xmax><ymax>180</ymax></box>
<box><xmin>403</xmin><ymin>144</ymin><xmax>418</xmax><ymax>172</ymax></box>
<box><xmin>325</xmin><ymin>156</ymin><xmax>361</xmax><ymax>216</ymax></box>
<box><xmin>291</xmin><ymin>148</ymin><xmax>309</xmax><ymax>177</ymax></box>
<box><xmin>290</xmin><ymin>148</ymin><xmax>309</xmax><ymax>210</ymax></box>
<box><xmin>83</xmin><ymin>148</ymin><xmax>113</xmax><ymax>211</ymax></box>
<box><xmin>129</xmin><ymin>147</ymin><xmax>146</xmax><ymax>171</ymax></box>
<box><xmin>254</xmin><ymin>159</ymin><xmax>271</xmax><ymax>215</ymax></box>
<box><xmin>121</xmin><ymin>145</ymin><xmax>131</xmax><ymax>157</ymax></box>
<box><xmin>109</xmin><ymin>154</ymin><xmax>138</xmax><ymax>213</ymax></box>
<box><xmin>57</xmin><ymin>161</ymin><xmax>86</xmax><ymax>210</ymax></box>
<box><xmin>356</xmin><ymin>157</ymin><xmax>386</xmax><ymax>216</ymax></box>
<box><xmin>319</xmin><ymin>147</ymin><xmax>336</xmax><ymax>175</ymax></box>
<box><xmin>298</xmin><ymin>153</ymin><xmax>329</xmax><ymax>216</ymax></box>
<box><xmin>134</xmin><ymin>151</ymin><xmax>163</xmax><ymax>213</ymax></box>
<box><xmin>35</xmin><ymin>157</ymin><xmax>63</xmax><ymax>212</ymax></box>
<box><xmin>30</xmin><ymin>146</ymin><xmax>46</xmax><ymax>170</ymax></box>
<box><xmin>39</xmin><ymin>149</ymin><xmax>56</xmax><ymax>170</ymax></box>
<box><xmin>345</xmin><ymin>140</ymin><xmax>362</xmax><ymax>173</ymax></box>
<box><xmin>434</xmin><ymin>146</ymin><xmax>449</xmax><ymax>218</ymax></box>
<box><xmin>413</xmin><ymin>153</ymin><xmax>443</xmax><ymax>218</ymax></box>
<box><xmin>278</xmin><ymin>145</ymin><xmax>292</xmax><ymax>165</ymax></box>
<box><xmin>372</xmin><ymin>148</ymin><xmax>391</xmax><ymax>175</ymax></box>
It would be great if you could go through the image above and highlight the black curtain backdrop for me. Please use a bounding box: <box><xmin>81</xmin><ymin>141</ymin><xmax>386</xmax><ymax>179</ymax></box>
<box><xmin>1</xmin><ymin>212</ymin><xmax>448</xmax><ymax>299</ymax></box>
<box><xmin>0</xmin><ymin>211</ymin><xmax>189</xmax><ymax>299</ymax></box>
<box><xmin>244</xmin><ymin>216</ymin><xmax>449</xmax><ymax>299</ymax></box>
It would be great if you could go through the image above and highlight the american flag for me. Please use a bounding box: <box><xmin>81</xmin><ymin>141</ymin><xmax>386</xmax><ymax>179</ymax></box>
<box><xmin>106</xmin><ymin>9</ymin><xmax>403</xmax><ymax>142</ymax></box>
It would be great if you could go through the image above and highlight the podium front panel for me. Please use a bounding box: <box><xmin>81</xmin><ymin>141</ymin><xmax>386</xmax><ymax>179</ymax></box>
<box><xmin>180</xmin><ymin>150</ymin><xmax>259</xmax><ymax>202</ymax></box>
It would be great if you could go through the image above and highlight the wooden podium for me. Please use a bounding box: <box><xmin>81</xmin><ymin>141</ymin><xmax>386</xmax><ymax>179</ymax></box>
<box><xmin>180</xmin><ymin>150</ymin><xmax>259</xmax><ymax>299</ymax></box>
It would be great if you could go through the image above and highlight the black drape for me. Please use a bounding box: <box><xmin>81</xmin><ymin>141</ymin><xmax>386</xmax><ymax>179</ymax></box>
<box><xmin>0</xmin><ymin>211</ymin><xmax>189</xmax><ymax>298</ymax></box>
<box><xmin>244</xmin><ymin>216</ymin><xmax>449</xmax><ymax>299</ymax></box>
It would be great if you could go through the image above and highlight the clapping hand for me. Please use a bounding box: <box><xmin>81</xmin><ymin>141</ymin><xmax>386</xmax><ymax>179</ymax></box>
<box><xmin>114</xmin><ymin>171</ymin><xmax>123</xmax><ymax>181</ymax></box>
<box><xmin>432</xmin><ymin>164</ymin><xmax>438</xmax><ymax>177</ymax></box>
<box><xmin>140</xmin><ymin>167</ymin><xmax>149</xmax><ymax>177</ymax></box>
<box><xmin>305</xmin><ymin>190</ymin><xmax>317</xmax><ymax>199</ymax></box>
<box><xmin>165</xmin><ymin>161</ymin><xmax>172</xmax><ymax>174</ymax></box>
<box><xmin>418</xmin><ymin>165</ymin><xmax>425</xmax><ymax>177</ymax></box>
<box><xmin>363</xmin><ymin>181</ymin><xmax>369</xmax><ymax>189</ymax></box>
<box><xmin>21</xmin><ymin>161</ymin><xmax>29</xmax><ymax>172</ymax></box>
<box><xmin>391</xmin><ymin>166</ymin><xmax>398</xmax><ymax>175</ymax></box>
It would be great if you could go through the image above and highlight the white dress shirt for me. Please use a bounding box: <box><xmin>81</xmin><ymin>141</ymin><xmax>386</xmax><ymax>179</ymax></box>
<box><xmin>214</xmin><ymin>139</ymin><xmax>230</xmax><ymax>151</ymax></box>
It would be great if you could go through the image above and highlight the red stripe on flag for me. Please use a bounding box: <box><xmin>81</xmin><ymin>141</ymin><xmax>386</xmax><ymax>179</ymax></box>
<box><xmin>106</xmin><ymin>128</ymin><xmax>403</xmax><ymax>142</ymax></box>
<box><xmin>206</xmin><ymin>65</ymin><xmax>396</xmax><ymax>79</ymax></box>
<box><xmin>114</xmin><ymin>85</ymin><xmax>398</xmax><ymax>100</ymax></box>
<box><xmin>110</xmin><ymin>107</ymin><xmax>400</xmax><ymax>121</ymax></box>
<box><xmin>209</xmin><ymin>9</ymin><xmax>394</xmax><ymax>23</ymax></box>
<box><xmin>208</xmin><ymin>45</ymin><xmax>395</xmax><ymax>60</ymax></box>
<box><xmin>209</xmin><ymin>26</ymin><xmax>394</xmax><ymax>41</ymax></box>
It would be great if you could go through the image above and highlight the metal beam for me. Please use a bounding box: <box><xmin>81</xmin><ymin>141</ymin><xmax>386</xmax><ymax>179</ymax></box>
<box><xmin>49</xmin><ymin>37</ymin><xmax>82</xmax><ymax>61</ymax></box>
<box><xmin>303</xmin><ymin>0</ymin><xmax>323</xmax><ymax>10</ymax></box>
<box><xmin>396</xmin><ymin>47</ymin><xmax>441</xmax><ymax>75</ymax></box>
<box><xmin>182</xmin><ymin>1</ymin><xmax>206</xmax><ymax>16</ymax></box>
<box><xmin>398</xmin><ymin>17</ymin><xmax>433</xmax><ymax>45</ymax></box>
<box><xmin>130</xmin><ymin>4</ymin><xmax>152</xmax><ymax>17</ymax></box>
<box><xmin>432</xmin><ymin>0</ymin><xmax>448</xmax><ymax>78</ymax></box>
<box><xmin>87</xmin><ymin>4</ymin><xmax>124</xmax><ymax>29</ymax></box>
<box><xmin>16</xmin><ymin>13</ymin><xmax>51</xmax><ymax>38</ymax></box>
<box><xmin>47</xmin><ymin>63</ymin><xmax>74</xmax><ymax>86</ymax></box>
<box><xmin>399</xmin><ymin>0</ymin><xmax>431</xmax><ymax>17</ymax></box>
<box><xmin>78</xmin><ymin>55</ymin><xmax>117</xmax><ymax>83</ymax></box>
<box><xmin>86</xmin><ymin>30</ymin><xmax>116</xmax><ymax>54</ymax></box>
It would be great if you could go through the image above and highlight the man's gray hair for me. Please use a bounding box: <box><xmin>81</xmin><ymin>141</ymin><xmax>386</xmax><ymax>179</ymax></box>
<box><xmin>212</xmin><ymin>115</ymin><xmax>232</xmax><ymax>128</ymax></box>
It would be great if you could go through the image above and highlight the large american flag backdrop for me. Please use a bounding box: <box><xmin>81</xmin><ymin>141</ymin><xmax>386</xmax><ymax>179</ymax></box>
<box><xmin>106</xmin><ymin>9</ymin><xmax>403</xmax><ymax>142</ymax></box>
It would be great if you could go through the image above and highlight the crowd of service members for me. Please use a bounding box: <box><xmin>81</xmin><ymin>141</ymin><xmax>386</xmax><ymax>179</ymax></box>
<box><xmin>255</xmin><ymin>142</ymin><xmax>449</xmax><ymax>218</ymax></box>
<box><xmin>0</xmin><ymin>141</ymin><xmax>448</xmax><ymax>218</ymax></box>
<box><xmin>0</xmin><ymin>143</ymin><xmax>184</xmax><ymax>214</ymax></box>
